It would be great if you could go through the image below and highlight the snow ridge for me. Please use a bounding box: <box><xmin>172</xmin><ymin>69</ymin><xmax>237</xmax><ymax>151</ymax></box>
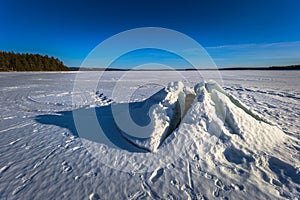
<box><xmin>118</xmin><ymin>80</ymin><xmax>285</xmax><ymax>153</ymax></box>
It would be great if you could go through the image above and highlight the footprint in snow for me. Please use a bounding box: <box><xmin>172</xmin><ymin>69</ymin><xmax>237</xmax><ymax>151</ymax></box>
<box><xmin>94</xmin><ymin>91</ymin><xmax>113</xmax><ymax>106</ymax></box>
<box><xmin>89</xmin><ymin>193</ymin><xmax>100</xmax><ymax>200</ymax></box>
<box><xmin>61</xmin><ymin>161</ymin><xmax>72</xmax><ymax>173</ymax></box>
<box><xmin>149</xmin><ymin>168</ymin><xmax>164</xmax><ymax>183</ymax></box>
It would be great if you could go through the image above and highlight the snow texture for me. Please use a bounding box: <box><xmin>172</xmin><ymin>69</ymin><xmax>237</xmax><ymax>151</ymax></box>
<box><xmin>0</xmin><ymin>71</ymin><xmax>299</xmax><ymax>199</ymax></box>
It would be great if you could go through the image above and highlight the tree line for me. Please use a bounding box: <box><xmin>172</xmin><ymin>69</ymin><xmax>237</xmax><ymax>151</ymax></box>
<box><xmin>0</xmin><ymin>51</ymin><xmax>69</xmax><ymax>71</ymax></box>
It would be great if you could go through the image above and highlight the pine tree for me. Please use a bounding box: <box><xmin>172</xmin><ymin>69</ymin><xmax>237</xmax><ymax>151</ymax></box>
<box><xmin>0</xmin><ymin>51</ymin><xmax>69</xmax><ymax>71</ymax></box>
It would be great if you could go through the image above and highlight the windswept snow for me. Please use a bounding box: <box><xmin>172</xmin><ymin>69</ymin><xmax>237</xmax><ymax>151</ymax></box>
<box><xmin>0</xmin><ymin>71</ymin><xmax>299</xmax><ymax>199</ymax></box>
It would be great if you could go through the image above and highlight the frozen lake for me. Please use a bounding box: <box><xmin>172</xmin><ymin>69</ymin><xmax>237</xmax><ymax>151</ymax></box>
<box><xmin>0</xmin><ymin>71</ymin><xmax>299</xmax><ymax>199</ymax></box>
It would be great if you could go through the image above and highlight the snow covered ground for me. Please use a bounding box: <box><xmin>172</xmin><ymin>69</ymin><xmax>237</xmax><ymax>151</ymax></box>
<box><xmin>0</xmin><ymin>71</ymin><xmax>299</xmax><ymax>199</ymax></box>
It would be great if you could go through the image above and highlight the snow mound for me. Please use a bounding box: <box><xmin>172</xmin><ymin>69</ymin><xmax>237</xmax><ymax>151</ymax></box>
<box><xmin>118</xmin><ymin>81</ymin><xmax>195</xmax><ymax>152</ymax></box>
<box><xmin>176</xmin><ymin>81</ymin><xmax>294</xmax><ymax>199</ymax></box>
<box><xmin>117</xmin><ymin>80</ymin><xmax>285</xmax><ymax>153</ymax></box>
<box><xmin>186</xmin><ymin>80</ymin><xmax>285</xmax><ymax>151</ymax></box>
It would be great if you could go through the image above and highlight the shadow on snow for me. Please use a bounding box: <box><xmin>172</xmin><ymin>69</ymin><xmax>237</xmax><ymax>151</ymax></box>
<box><xmin>35</xmin><ymin>89</ymin><xmax>168</xmax><ymax>153</ymax></box>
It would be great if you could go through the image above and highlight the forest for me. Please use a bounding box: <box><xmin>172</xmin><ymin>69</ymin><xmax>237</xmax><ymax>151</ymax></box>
<box><xmin>0</xmin><ymin>51</ymin><xmax>68</xmax><ymax>71</ymax></box>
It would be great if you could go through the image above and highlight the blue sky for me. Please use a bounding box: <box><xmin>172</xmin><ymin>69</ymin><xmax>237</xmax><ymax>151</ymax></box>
<box><xmin>0</xmin><ymin>0</ymin><xmax>300</xmax><ymax>68</ymax></box>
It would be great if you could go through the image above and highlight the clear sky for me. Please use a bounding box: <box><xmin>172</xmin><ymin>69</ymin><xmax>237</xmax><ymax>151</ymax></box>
<box><xmin>0</xmin><ymin>0</ymin><xmax>300</xmax><ymax>68</ymax></box>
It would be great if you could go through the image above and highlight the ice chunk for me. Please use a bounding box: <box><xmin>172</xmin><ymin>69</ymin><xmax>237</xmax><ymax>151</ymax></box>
<box><xmin>118</xmin><ymin>81</ymin><xmax>195</xmax><ymax>152</ymax></box>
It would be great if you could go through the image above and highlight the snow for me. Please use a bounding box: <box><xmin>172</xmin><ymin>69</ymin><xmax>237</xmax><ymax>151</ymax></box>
<box><xmin>116</xmin><ymin>81</ymin><xmax>192</xmax><ymax>152</ymax></box>
<box><xmin>0</xmin><ymin>71</ymin><xmax>299</xmax><ymax>199</ymax></box>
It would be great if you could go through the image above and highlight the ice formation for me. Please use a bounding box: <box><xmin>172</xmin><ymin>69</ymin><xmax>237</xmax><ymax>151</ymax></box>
<box><xmin>118</xmin><ymin>80</ymin><xmax>285</xmax><ymax>153</ymax></box>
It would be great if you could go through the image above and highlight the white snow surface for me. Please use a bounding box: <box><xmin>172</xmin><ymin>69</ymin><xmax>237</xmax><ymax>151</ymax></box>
<box><xmin>0</xmin><ymin>71</ymin><xmax>300</xmax><ymax>199</ymax></box>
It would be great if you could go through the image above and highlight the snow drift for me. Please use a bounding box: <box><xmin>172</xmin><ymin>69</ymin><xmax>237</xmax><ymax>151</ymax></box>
<box><xmin>116</xmin><ymin>80</ymin><xmax>286</xmax><ymax>153</ymax></box>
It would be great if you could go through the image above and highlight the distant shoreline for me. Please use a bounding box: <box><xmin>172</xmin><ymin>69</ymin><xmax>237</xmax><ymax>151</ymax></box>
<box><xmin>67</xmin><ymin>65</ymin><xmax>300</xmax><ymax>71</ymax></box>
<box><xmin>0</xmin><ymin>65</ymin><xmax>299</xmax><ymax>72</ymax></box>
